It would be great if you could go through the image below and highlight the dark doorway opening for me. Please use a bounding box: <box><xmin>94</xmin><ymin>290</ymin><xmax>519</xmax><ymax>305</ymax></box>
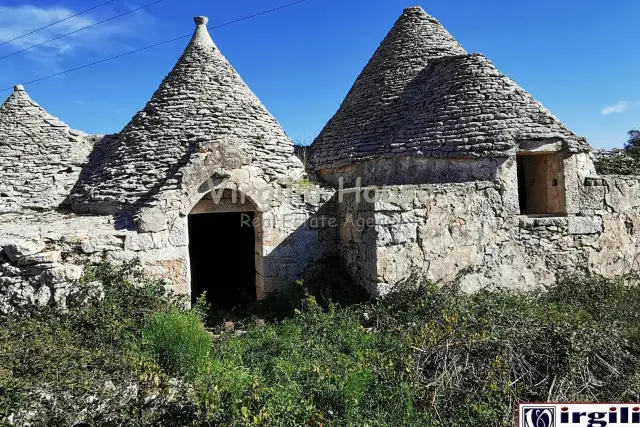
<box><xmin>188</xmin><ymin>212</ymin><xmax>256</xmax><ymax>309</ymax></box>
<box><xmin>516</xmin><ymin>153</ymin><xmax>566</xmax><ymax>215</ymax></box>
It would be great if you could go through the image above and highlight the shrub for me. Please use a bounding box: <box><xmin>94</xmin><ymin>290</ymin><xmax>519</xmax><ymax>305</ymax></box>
<box><xmin>0</xmin><ymin>262</ymin><xmax>192</xmax><ymax>426</ymax></box>
<box><xmin>143</xmin><ymin>308</ymin><xmax>213</xmax><ymax>379</ymax></box>
<box><xmin>204</xmin><ymin>260</ymin><xmax>370</xmax><ymax>327</ymax></box>
<box><xmin>69</xmin><ymin>261</ymin><xmax>178</xmax><ymax>346</ymax></box>
<box><xmin>594</xmin><ymin>130</ymin><xmax>640</xmax><ymax>175</ymax></box>
<box><xmin>190</xmin><ymin>301</ymin><xmax>418</xmax><ymax>426</ymax></box>
<box><xmin>364</xmin><ymin>280</ymin><xmax>640</xmax><ymax>426</ymax></box>
<box><xmin>4</xmin><ymin>265</ymin><xmax>640</xmax><ymax>426</ymax></box>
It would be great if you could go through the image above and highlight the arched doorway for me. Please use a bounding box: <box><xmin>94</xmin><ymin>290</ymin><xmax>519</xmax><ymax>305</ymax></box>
<box><xmin>188</xmin><ymin>189</ymin><xmax>264</xmax><ymax>309</ymax></box>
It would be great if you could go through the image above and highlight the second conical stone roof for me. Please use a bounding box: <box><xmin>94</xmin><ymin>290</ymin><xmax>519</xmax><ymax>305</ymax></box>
<box><xmin>311</xmin><ymin>6</ymin><xmax>467</xmax><ymax>169</ymax></box>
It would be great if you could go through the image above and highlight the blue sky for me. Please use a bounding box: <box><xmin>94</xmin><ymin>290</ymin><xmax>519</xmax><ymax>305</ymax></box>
<box><xmin>0</xmin><ymin>0</ymin><xmax>638</xmax><ymax>149</ymax></box>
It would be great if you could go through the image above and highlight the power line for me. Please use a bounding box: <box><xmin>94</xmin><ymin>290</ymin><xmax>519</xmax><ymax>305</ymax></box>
<box><xmin>0</xmin><ymin>0</ymin><xmax>166</xmax><ymax>61</ymax></box>
<box><xmin>208</xmin><ymin>0</ymin><xmax>308</xmax><ymax>28</ymax></box>
<box><xmin>0</xmin><ymin>0</ymin><xmax>310</xmax><ymax>93</ymax></box>
<box><xmin>0</xmin><ymin>0</ymin><xmax>118</xmax><ymax>48</ymax></box>
<box><xmin>3</xmin><ymin>35</ymin><xmax>192</xmax><ymax>90</ymax></box>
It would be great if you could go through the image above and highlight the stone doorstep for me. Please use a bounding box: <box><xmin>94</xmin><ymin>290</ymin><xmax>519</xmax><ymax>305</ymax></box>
<box><xmin>518</xmin><ymin>216</ymin><xmax>569</xmax><ymax>228</ymax></box>
<box><xmin>17</xmin><ymin>251</ymin><xmax>61</xmax><ymax>267</ymax></box>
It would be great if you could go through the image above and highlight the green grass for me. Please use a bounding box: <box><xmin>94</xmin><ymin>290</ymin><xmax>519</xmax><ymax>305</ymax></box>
<box><xmin>143</xmin><ymin>307</ymin><xmax>213</xmax><ymax>380</ymax></box>
<box><xmin>2</xmin><ymin>264</ymin><xmax>640</xmax><ymax>426</ymax></box>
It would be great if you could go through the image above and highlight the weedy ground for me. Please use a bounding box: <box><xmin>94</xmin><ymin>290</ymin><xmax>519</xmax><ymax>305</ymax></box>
<box><xmin>2</xmin><ymin>262</ymin><xmax>640</xmax><ymax>426</ymax></box>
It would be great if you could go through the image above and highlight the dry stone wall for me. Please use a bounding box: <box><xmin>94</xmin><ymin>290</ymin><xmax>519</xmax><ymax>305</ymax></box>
<box><xmin>259</xmin><ymin>185</ymin><xmax>339</xmax><ymax>292</ymax></box>
<box><xmin>172</xmin><ymin>172</ymin><xmax>339</xmax><ymax>295</ymax></box>
<box><xmin>0</xmin><ymin>178</ymin><xmax>339</xmax><ymax>314</ymax></box>
<box><xmin>338</xmin><ymin>177</ymin><xmax>640</xmax><ymax>295</ymax></box>
<box><xmin>0</xmin><ymin>213</ymin><xmax>130</xmax><ymax>315</ymax></box>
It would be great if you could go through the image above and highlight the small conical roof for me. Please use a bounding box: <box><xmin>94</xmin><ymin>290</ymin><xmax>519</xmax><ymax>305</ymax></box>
<box><xmin>311</xmin><ymin>6</ymin><xmax>467</xmax><ymax>169</ymax></box>
<box><xmin>76</xmin><ymin>16</ymin><xmax>302</xmax><ymax>211</ymax></box>
<box><xmin>1</xmin><ymin>84</ymin><xmax>68</xmax><ymax>127</ymax></box>
<box><xmin>0</xmin><ymin>85</ymin><xmax>94</xmax><ymax>212</ymax></box>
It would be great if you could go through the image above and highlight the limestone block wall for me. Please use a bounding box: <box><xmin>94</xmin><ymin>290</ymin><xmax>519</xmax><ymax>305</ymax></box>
<box><xmin>317</xmin><ymin>150</ymin><xmax>596</xmax><ymax>221</ymax></box>
<box><xmin>129</xmin><ymin>155</ymin><xmax>340</xmax><ymax>295</ymax></box>
<box><xmin>338</xmin><ymin>178</ymin><xmax>640</xmax><ymax>295</ymax></box>
<box><xmin>0</xmin><ymin>179</ymin><xmax>339</xmax><ymax>314</ymax></box>
<box><xmin>259</xmin><ymin>190</ymin><xmax>338</xmax><ymax>292</ymax></box>
<box><xmin>578</xmin><ymin>175</ymin><xmax>640</xmax><ymax>276</ymax></box>
<box><xmin>336</xmin><ymin>189</ymin><xmax>377</xmax><ymax>294</ymax></box>
<box><xmin>317</xmin><ymin>156</ymin><xmax>505</xmax><ymax>188</ymax></box>
<box><xmin>0</xmin><ymin>211</ymin><xmax>205</xmax><ymax>315</ymax></box>
<box><xmin>0</xmin><ymin>213</ymin><xmax>133</xmax><ymax>315</ymax></box>
<box><xmin>177</xmin><ymin>180</ymin><xmax>339</xmax><ymax>295</ymax></box>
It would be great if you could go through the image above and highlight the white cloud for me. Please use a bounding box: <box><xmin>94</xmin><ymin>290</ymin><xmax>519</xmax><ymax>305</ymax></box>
<box><xmin>601</xmin><ymin>101</ymin><xmax>629</xmax><ymax>116</ymax></box>
<box><xmin>0</xmin><ymin>4</ymin><xmax>154</xmax><ymax>65</ymax></box>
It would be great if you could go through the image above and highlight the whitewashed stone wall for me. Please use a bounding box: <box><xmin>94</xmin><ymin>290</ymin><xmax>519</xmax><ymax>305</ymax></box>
<box><xmin>338</xmin><ymin>176</ymin><xmax>640</xmax><ymax>296</ymax></box>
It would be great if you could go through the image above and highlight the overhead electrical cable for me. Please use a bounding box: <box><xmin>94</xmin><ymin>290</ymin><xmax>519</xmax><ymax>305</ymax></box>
<box><xmin>0</xmin><ymin>0</ymin><xmax>166</xmax><ymax>61</ymax></box>
<box><xmin>0</xmin><ymin>0</ymin><xmax>118</xmax><ymax>48</ymax></box>
<box><xmin>0</xmin><ymin>0</ymin><xmax>310</xmax><ymax>93</ymax></box>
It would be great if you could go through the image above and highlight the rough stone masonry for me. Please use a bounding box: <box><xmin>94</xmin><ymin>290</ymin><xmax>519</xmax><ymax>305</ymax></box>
<box><xmin>1</xmin><ymin>7</ymin><xmax>639</xmax><ymax>313</ymax></box>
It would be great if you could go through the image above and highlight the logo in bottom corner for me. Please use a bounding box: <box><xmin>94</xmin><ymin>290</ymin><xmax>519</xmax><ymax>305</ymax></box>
<box><xmin>522</xmin><ymin>406</ymin><xmax>555</xmax><ymax>427</ymax></box>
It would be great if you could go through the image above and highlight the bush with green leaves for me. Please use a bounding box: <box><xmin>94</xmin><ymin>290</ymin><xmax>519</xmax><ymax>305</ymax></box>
<box><xmin>3</xmin><ymin>263</ymin><xmax>640</xmax><ymax>426</ymax></box>
<box><xmin>594</xmin><ymin>149</ymin><xmax>640</xmax><ymax>175</ymax></box>
<box><xmin>0</xmin><ymin>262</ymin><xmax>195</xmax><ymax>426</ymax></box>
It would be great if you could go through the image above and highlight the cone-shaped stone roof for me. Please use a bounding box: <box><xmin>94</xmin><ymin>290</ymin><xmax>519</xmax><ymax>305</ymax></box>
<box><xmin>311</xmin><ymin>6</ymin><xmax>590</xmax><ymax>170</ymax></box>
<box><xmin>75</xmin><ymin>16</ymin><xmax>302</xmax><ymax>211</ymax></box>
<box><xmin>373</xmin><ymin>53</ymin><xmax>588</xmax><ymax>158</ymax></box>
<box><xmin>0</xmin><ymin>85</ymin><xmax>94</xmax><ymax>213</ymax></box>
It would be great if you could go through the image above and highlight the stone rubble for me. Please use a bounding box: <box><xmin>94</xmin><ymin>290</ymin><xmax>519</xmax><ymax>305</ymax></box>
<box><xmin>0</xmin><ymin>213</ymin><xmax>126</xmax><ymax>314</ymax></box>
